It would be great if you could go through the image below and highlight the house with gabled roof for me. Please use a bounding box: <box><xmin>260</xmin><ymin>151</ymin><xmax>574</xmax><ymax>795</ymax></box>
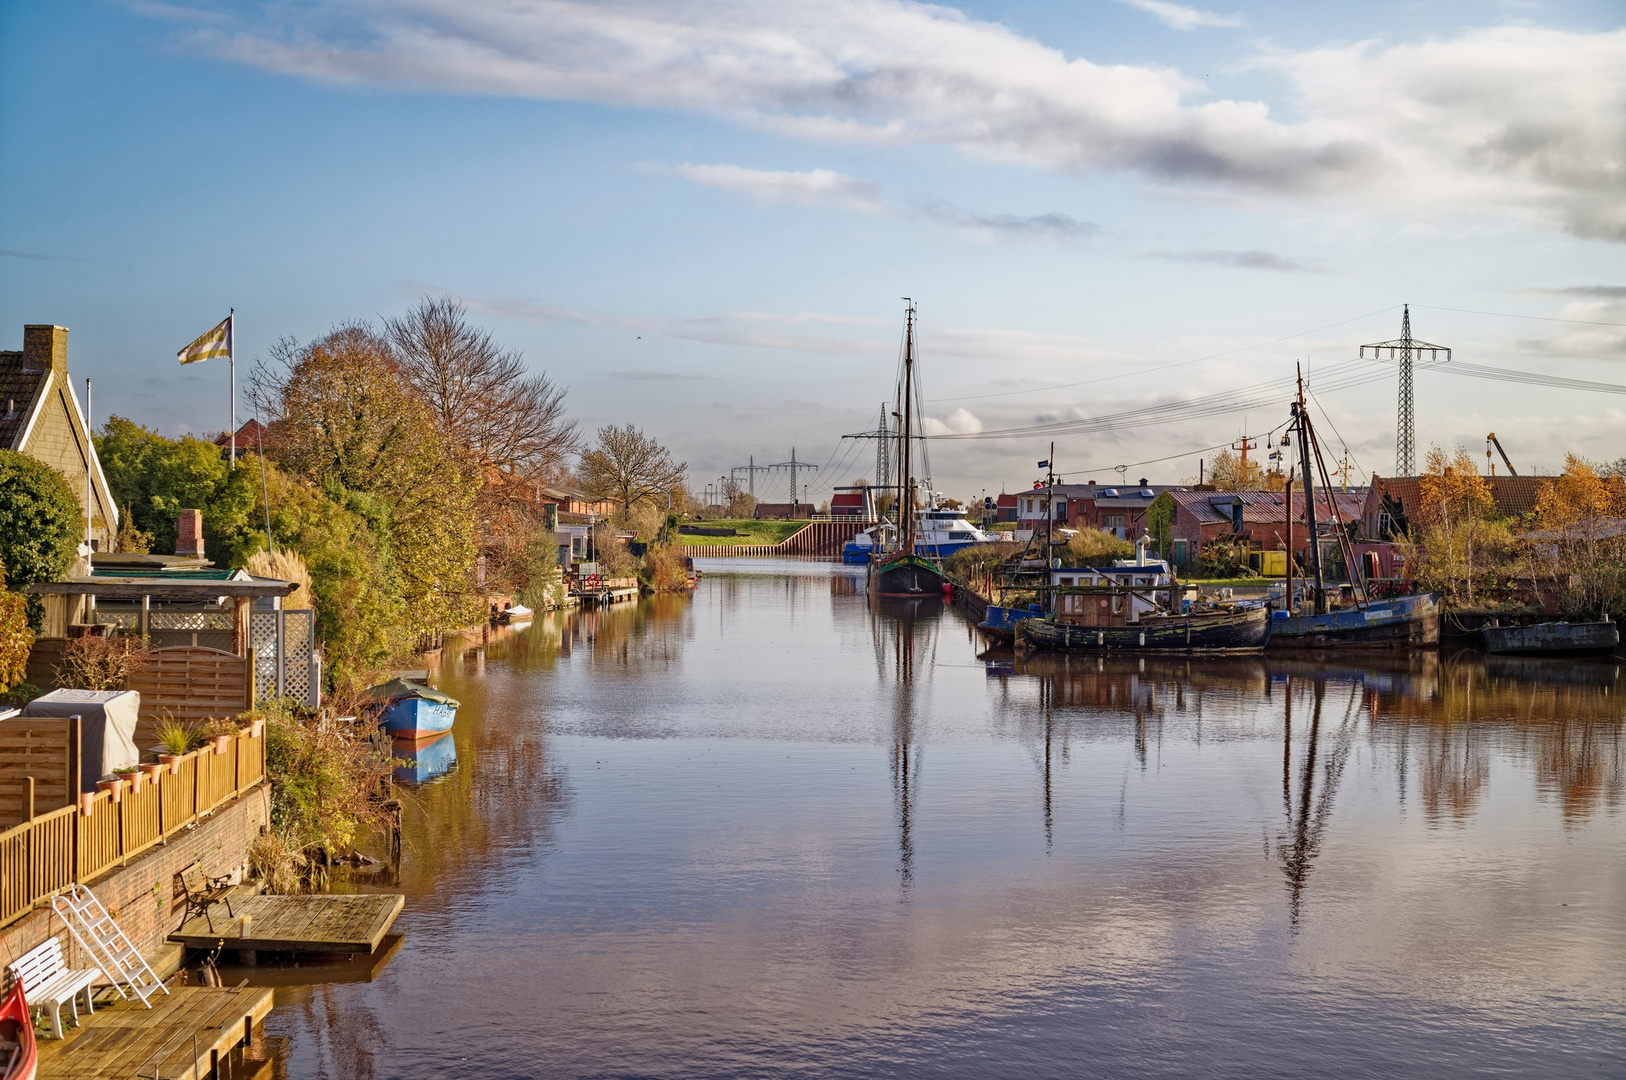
<box><xmin>0</xmin><ymin>325</ymin><xmax>118</xmax><ymax>549</ymax></box>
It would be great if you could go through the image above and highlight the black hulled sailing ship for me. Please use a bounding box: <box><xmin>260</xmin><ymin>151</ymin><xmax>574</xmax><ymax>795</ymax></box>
<box><xmin>869</xmin><ymin>301</ymin><xmax>950</xmax><ymax>598</ymax></box>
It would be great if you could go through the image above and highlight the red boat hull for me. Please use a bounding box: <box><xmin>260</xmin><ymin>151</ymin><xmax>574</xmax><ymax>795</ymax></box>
<box><xmin>0</xmin><ymin>981</ymin><xmax>37</xmax><ymax>1080</ymax></box>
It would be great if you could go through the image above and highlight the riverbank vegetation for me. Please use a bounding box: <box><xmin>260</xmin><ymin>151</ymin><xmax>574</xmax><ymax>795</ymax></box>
<box><xmin>1403</xmin><ymin>447</ymin><xmax>1626</xmax><ymax>616</ymax></box>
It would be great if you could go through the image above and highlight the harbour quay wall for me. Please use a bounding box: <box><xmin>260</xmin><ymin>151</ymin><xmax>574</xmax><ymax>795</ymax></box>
<box><xmin>681</xmin><ymin>520</ymin><xmax>872</xmax><ymax>558</ymax></box>
<box><xmin>0</xmin><ymin>786</ymin><xmax>269</xmax><ymax>976</ymax></box>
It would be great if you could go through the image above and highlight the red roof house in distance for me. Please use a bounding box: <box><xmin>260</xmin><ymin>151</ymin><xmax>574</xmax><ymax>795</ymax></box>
<box><xmin>215</xmin><ymin>419</ymin><xmax>269</xmax><ymax>453</ymax></box>
<box><xmin>829</xmin><ymin>487</ymin><xmax>874</xmax><ymax>519</ymax></box>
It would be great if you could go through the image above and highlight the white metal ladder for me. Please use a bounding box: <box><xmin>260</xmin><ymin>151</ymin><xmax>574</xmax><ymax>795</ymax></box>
<box><xmin>50</xmin><ymin>884</ymin><xmax>170</xmax><ymax>1008</ymax></box>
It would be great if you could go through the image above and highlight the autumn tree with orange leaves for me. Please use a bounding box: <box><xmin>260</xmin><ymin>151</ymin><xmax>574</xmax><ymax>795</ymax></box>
<box><xmin>1530</xmin><ymin>455</ymin><xmax>1626</xmax><ymax>616</ymax></box>
<box><xmin>1409</xmin><ymin>446</ymin><xmax>1515</xmax><ymax>608</ymax></box>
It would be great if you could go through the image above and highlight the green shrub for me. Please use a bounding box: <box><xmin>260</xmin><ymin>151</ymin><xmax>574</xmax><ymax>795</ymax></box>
<box><xmin>1194</xmin><ymin>539</ymin><xmax>1258</xmax><ymax>579</ymax></box>
<box><xmin>258</xmin><ymin>698</ymin><xmax>393</xmax><ymax>857</ymax></box>
<box><xmin>0</xmin><ymin>451</ymin><xmax>81</xmax><ymax>611</ymax></box>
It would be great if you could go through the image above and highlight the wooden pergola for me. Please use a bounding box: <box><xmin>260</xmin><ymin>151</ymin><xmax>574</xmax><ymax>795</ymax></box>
<box><xmin>28</xmin><ymin>576</ymin><xmax>296</xmax><ymax>656</ymax></box>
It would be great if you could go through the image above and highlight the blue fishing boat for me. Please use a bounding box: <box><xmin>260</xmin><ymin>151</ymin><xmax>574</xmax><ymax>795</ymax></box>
<box><xmin>391</xmin><ymin>732</ymin><xmax>458</xmax><ymax>785</ymax></box>
<box><xmin>1268</xmin><ymin>592</ymin><xmax>1440</xmax><ymax>650</ymax></box>
<box><xmin>365</xmin><ymin>679</ymin><xmax>460</xmax><ymax>739</ymax></box>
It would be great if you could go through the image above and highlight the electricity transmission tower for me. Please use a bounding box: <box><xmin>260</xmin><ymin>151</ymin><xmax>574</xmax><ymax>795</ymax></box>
<box><xmin>875</xmin><ymin>404</ymin><xmax>891</xmax><ymax>495</ymax></box>
<box><xmin>766</xmin><ymin>449</ymin><xmax>819</xmax><ymax>513</ymax></box>
<box><xmin>1361</xmin><ymin>304</ymin><xmax>1451</xmax><ymax>477</ymax></box>
<box><xmin>731</xmin><ymin>455</ymin><xmax>771</xmax><ymax>498</ymax></box>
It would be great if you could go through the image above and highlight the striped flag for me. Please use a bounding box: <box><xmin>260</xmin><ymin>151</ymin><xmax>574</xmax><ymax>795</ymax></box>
<box><xmin>178</xmin><ymin>315</ymin><xmax>232</xmax><ymax>364</ymax></box>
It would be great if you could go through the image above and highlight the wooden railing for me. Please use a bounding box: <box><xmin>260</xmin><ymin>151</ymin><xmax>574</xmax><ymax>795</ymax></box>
<box><xmin>0</xmin><ymin>725</ymin><xmax>266</xmax><ymax>928</ymax></box>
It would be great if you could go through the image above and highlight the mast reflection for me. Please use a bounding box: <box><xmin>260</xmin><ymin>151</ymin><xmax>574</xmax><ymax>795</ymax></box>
<box><xmin>871</xmin><ymin>595</ymin><xmax>944</xmax><ymax>898</ymax></box>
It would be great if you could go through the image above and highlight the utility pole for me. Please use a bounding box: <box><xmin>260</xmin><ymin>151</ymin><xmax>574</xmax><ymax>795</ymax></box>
<box><xmin>1361</xmin><ymin>304</ymin><xmax>1451</xmax><ymax>477</ymax></box>
<box><xmin>1232</xmin><ymin>435</ymin><xmax>1258</xmax><ymax>483</ymax></box>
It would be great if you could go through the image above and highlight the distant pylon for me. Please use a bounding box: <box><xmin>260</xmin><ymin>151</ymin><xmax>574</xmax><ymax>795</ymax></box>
<box><xmin>876</xmin><ymin>404</ymin><xmax>891</xmax><ymax>498</ymax></box>
<box><xmin>1361</xmin><ymin>305</ymin><xmax>1451</xmax><ymax>476</ymax></box>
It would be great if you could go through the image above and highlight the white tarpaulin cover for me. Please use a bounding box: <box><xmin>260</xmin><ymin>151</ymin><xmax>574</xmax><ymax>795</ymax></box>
<box><xmin>22</xmin><ymin>689</ymin><xmax>141</xmax><ymax>790</ymax></box>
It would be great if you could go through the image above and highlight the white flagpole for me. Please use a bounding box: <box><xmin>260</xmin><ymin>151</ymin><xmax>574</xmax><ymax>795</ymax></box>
<box><xmin>229</xmin><ymin>308</ymin><xmax>237</xmax><ymax>467</ymax></box>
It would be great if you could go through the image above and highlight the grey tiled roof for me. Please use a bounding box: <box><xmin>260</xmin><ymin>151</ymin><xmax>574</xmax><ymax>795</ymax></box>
<box><xmin>0</xmin><ymin>351</ymin><xmax>49</xmax><ymax>450</ymax></box>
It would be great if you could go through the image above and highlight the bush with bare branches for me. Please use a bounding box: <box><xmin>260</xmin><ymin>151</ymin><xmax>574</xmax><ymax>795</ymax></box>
<box><xmin>55</xmin><ymin>634</ymin><xmax>152</xmax><ymax>691</ymax></box>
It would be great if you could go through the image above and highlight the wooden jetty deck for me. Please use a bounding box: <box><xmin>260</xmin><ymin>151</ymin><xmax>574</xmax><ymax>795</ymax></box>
<box><xmin>169</xmin><ymin>893</ymin><xmax>405</xmax><ymax>954</ymax></box>
<box><xmin>37</xmin><ymin>983</ymin><xmax>272</xmax><ymax>1080</ymax></box>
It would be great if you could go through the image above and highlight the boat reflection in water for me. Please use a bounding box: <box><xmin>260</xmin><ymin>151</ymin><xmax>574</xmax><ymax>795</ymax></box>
<box><xmin>391</xmin><ymin>731</ymin><xmax>459</xmax><ymax>786</ymax></box>
<box><xmin>988</xmin><ymin>647</ymin><xmax>1626</xmax><ymax>921</ymax></box>
<box><xmin>868</xmin><ymin>592</ymin><xmax>946</xmax><ymax>894</ymax></box>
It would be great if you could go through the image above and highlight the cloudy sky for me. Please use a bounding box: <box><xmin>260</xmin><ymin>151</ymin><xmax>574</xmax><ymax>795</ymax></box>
<box><xmin>2</xmin><ymin>0</ymin><xmax>1624</xmax><ymax>502</ymax></box>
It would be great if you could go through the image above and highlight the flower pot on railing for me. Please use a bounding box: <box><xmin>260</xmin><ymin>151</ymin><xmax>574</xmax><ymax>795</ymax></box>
<box><xmin>248</xmin><ymin>719</ymin><xmax>264</xmax><ymax>738</ymax></box>
<box><xmin>139</xmin><ymin>763</ymin><xmax>164</xmax><ymax>784</ymax></box>
<box><xmin>160</xmin><ymin>754</ymin><xmax>182</xmax><ymax>774</ymax></box>
<box><xmin>121</xmin><ymin>770</ymin><xmax>142</xmax><ymax>795</ymax></box>
<box><xmin>211</xmin><ymin>735</ymin><xmax>232</xmax><ymax>755</ymax></box>
<box><xmin>78</xmin><ymin>792</ymin><xmax>95</xmax><ymax>816</ymax></box>
<box><xmin>96</xmin><ymin>778</ymin><xmax>125</xmax><ymax>803</ymax></box>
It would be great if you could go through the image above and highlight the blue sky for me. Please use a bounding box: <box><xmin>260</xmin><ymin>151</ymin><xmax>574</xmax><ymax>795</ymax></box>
<box><xmin>3</xmin><ymin>0</ymin><xmax>1624</xmax><ymax>503</ymax></box>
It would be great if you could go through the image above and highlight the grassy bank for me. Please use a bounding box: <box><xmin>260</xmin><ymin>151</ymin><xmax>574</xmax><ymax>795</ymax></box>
<box><xmin>677</xmin><ymin>519</ymin><xmax>810</xmax><ymax>546</ymax></box>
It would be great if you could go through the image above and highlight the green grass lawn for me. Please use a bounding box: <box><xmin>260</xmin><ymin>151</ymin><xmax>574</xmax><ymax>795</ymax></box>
<box><xmin>675</xmin><ymin>519</ymin><xmax>810</xmax><ymax>546</ymax></box>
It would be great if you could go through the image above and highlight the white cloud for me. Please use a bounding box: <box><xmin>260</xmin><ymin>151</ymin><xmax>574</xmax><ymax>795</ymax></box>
<box><xmin>1115</xmin><ymin>0</ymin><xmax>1243</xmax><ymax>32</ymax></box>
<box><xmin>1153</xmin><ymin>248</ymin><xmax>1326</xmax><ymax>273</ymax></box>
<box><xmin>173</xmin><ymin>4</ymin><xmax>1626</xmax><ymax>242</ymax></box>
<box><xmin>922</xmin><ymin>408</ymin><xmax>984</xmax><ymax>435</ymax></box>
<box><xmin>670</xmin><ymin>163</ymin><xmax>888</xmax><ymax>215</ymax></box>
<box><xmin>671</xmin><ymin>163</ymin><xmax>1096</xmax><ymax>240</ymax></box>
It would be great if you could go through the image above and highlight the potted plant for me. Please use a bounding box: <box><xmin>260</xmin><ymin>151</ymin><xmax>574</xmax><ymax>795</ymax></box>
<box><xmin>203</xmin><ymin>717</ymin><xmax>237</xmax><ymax>755</ymax></box>
<box><xmin>116</xmin><ymin>764</ymin><xmax>142</xmax><ymax>794</ymax></box>
<box><xmin>155</xmin><ymin>718</ymin><xmax>198</xmax><ymax>773</ymax></box>
<box><xmin>96</xmin><ymin>776</ymin><xmax>125</xmax><ymax>803</ymax></box>
<box><xmin>78</xmin><ymin>791</ymin><xmax>96</xmax><ymax>816</ymax></box>
<box><xmin>138</xmin><ymin>761</ymin><xmax>165</xmax><ymax>784</ymax></box>
<box><xmin>243</xmin><ymin>712</ymin><xmax>265</xmax><ymax>739</ymax></box>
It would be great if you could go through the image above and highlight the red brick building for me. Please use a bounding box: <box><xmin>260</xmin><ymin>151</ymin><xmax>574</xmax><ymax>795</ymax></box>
<box><xmin>1167</xmin><ymin>490</ymin><xmax>1362</xmax><ymax>570</ymax></box>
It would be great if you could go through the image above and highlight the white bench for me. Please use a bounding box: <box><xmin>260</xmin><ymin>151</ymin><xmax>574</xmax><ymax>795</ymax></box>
<box><xmin>8</xmin><ymin>937</ymin><xmax>99</xmax><ymax>1039</ymax></box>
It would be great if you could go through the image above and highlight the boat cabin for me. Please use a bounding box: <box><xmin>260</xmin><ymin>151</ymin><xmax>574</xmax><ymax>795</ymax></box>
<box><xmin>1048</xmin><ymin>560</ymin><xmax>1174</xmax><ymax>627</ymax></box>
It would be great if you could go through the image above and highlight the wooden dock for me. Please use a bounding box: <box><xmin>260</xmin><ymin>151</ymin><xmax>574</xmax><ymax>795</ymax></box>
<box><xmin>169</xmin><ymin>893</ymin><xmax>405</xmax><ymax>954</ymax></box>
<box><xmin>38</xmin><ymin>983</ymin><xmax>272</xmax><ymax>1080</ymax></box>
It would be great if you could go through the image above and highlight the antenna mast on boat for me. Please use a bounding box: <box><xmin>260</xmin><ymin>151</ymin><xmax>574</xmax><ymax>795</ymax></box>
<box><xmin>1294</xmin><ymin>366</ymin><xmax>1326</xmax><ymax>615</ymax></box>
<box><xmin>901</xmin><ymin>299</ymin><xmax>916</xmax><ymax>558</ymax></box>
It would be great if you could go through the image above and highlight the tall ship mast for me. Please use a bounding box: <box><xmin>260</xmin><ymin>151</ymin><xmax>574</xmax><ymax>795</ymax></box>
<box><xmin>869</xmin><ymin>301</ymin><xmax>950</xmax><ymax>597</ymax></box>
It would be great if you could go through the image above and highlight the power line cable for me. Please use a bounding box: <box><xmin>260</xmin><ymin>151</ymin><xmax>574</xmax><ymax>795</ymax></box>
<box><xmin>1415</xmin><ymin>304</ymin><xmax>1626</xmax><ymax>329</ymax></box>
<box><xmin>931</xmin><ymin>305</ymin><xmax>1401</xmax><ymax>403</ymax></box>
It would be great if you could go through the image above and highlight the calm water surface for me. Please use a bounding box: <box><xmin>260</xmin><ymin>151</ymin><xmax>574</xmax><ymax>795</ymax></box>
<box><xmin>266</xmin><ymin>560</ymin><xmax>1626</xmax><ymax>1078</ymax></box>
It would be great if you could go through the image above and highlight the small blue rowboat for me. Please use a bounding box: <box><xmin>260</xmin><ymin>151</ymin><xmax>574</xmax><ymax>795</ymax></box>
<box><xmin>365</xmin><ymin>679</ymin><xmax>460</xmax><ymax>739</ymax></box>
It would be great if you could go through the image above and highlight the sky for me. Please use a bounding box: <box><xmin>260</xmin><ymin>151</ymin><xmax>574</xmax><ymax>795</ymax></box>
<box><xmin>2</xmin><ymin>0</ymin><xmax>1624</xmax><ymax>505</ymax></box>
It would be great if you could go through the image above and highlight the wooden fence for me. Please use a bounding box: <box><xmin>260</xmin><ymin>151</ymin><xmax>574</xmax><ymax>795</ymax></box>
<box><xmin>127</xmin><ymin>646</ymin><xmax>253</xmax><ymax>749</ymax></box>
<box><xmin>0</xmin><ymin>725</ymin><xmax>266</xmax><ymax>929</ymax></box>
<box><xmin>0</xmin><ymin>717</ymin><xmax>77</xmax><ymax>825</ymax></box>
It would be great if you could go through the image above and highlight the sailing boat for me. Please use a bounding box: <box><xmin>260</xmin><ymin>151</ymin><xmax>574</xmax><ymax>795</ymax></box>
<box><xmin>1268</xmin><ymin>369</ymin><xmax>1440</xmax><ymax>649</ymax></box>
<box><xmin>869</xmin><ymin>301</ymin><xmax>950</xmax><ymax>597</ymax></box>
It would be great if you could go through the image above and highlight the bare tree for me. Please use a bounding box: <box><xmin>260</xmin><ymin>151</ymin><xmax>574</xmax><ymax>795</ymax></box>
<box><xmin>386</xmin><ymin>296</ymin><xmax>579</xmax><ymax>478</ymax></box>
<box><xmin>579</xmin><ymin>425</ymin><xmax>687</xmax><ymax>522</ymax></box>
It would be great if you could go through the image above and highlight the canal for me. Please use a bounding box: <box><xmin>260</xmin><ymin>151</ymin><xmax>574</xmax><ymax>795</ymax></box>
<box><xmin>266</xmin><ymin>559</ymin><xmax>1626</xmax><ymax>1078</ymax></box>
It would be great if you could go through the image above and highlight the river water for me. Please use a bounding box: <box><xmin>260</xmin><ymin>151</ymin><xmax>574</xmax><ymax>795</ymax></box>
<box><xmin>263</xmin><ymin>560</ymin><xmax>1626</xmax><ymax>1078</ymax></box>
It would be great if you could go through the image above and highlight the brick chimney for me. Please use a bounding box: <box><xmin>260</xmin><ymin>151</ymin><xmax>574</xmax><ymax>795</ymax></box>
<box><xmin>176</xmin><ymin>509</ymin><xmax>205</xmax><ymax>558</ymax></box>
<box><xmin>22</xmin><ymin>325</ymin><xmax>68</xmax><ymax>375</ymax></box>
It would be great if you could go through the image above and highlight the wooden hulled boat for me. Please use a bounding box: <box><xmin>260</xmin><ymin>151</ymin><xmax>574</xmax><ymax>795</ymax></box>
<box><xmin>0</xmin><ymin>981</ymin><xmax>37</xmax><ymax>1080</ymax></box>
<box><xmin>1268</xmin><ymin>592</ymin><xmax>1441</xmax><ymax>650</ymax></box>
<box><xmin>870</xmin><ymin>552</ymin><xmax>948</xmax><ymax>597</ymax></box>
<box><xmin>365</xmin><ymin>679</ymin><xmax>461</xmax><ymax>739</ymax></box>
<box><xmin>1021</xmin><ymin>605</ymin><xmax>1271</xmax><ymax>653</ymax></box>
<box><xmin>1483</xmin><ymin>618</ymin><xmax>1619</xmax><ymax>655</ymax></box>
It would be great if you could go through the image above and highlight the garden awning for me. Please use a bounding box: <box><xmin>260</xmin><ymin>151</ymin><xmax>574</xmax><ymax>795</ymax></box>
<box><xmin>27</xmin><ymin>575</ymin><xmax>297</xmax><ymax>601</ymax></box>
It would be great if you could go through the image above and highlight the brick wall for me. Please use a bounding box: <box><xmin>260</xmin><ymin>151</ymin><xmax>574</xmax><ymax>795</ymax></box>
<box><xmin>0</xmin><ymin>786</ymin><xmax>269</xmax><ymax>977</ymax></box>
